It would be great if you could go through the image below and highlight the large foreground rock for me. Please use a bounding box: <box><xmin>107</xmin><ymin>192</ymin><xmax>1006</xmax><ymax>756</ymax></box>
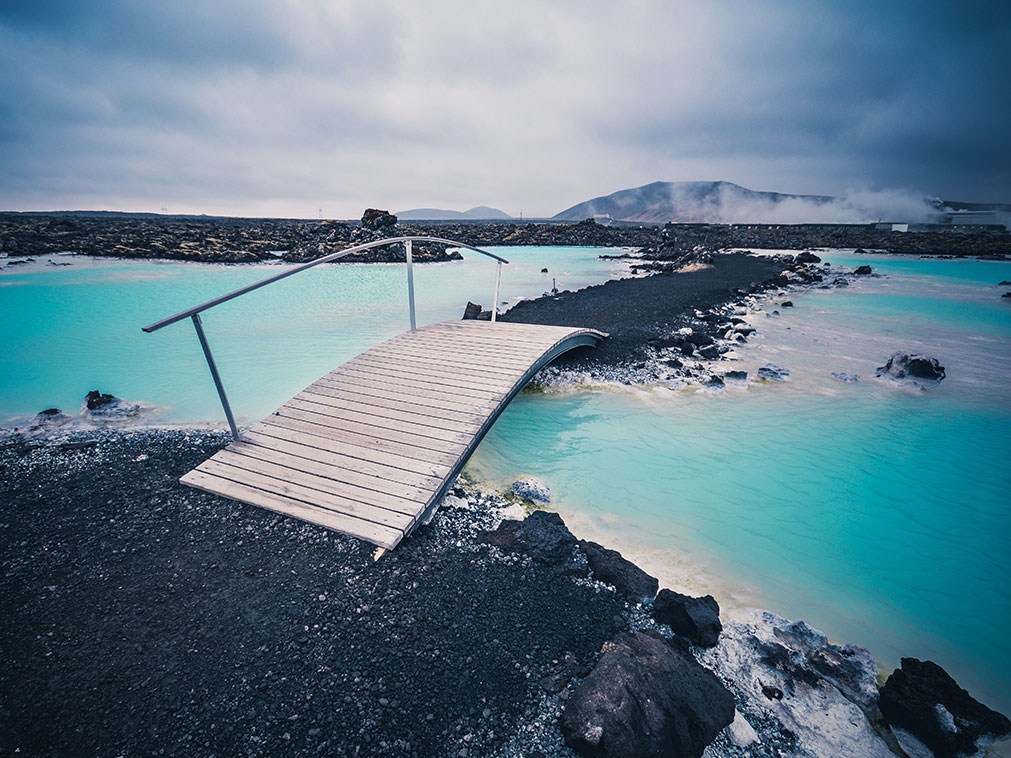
<box><xmin>580</xmin><ymin>540</ymin><xmax>658</xmax><ymax>601</ymax></box>
<box><xmin>561</xmin><ymin>630</ymin><xmax>734</xmax><ymax>758</ymax></box>
<box><xmin>876</xmin><ymin>352</ymin><xmax>945</xmax><ymax>384</ymax></box>
<box><xmin>699</xmin><ymin>610</ymin><xmax>895</xmax><ymax>758</ymax></box>
<box><xmin>879</xmin><ymin>658</ymin><xmax>1011</xmax><ymax>758</ymax></box>
<box><xmin>653</xmin><ymin>589</ymin><xmax>722</xmax><ymax>648</ymax></box>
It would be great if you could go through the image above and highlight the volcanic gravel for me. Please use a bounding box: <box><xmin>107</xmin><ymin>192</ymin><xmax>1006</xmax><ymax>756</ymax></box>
<box><xmin>0</xmin><ymin>430</ymin><xmax>627</xmax><ymax>757</ymax></box>
<box><xmin>501</xmin><ymin>252</ymin><xmax>783</xmax><ymax>366</ymax></box>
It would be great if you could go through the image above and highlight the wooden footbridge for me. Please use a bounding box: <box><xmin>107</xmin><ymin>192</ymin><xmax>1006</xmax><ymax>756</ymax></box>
<box><xmin>144</xmin><ymin>237</ymin><xmax>604</xmax><ymax>552</ymax></box>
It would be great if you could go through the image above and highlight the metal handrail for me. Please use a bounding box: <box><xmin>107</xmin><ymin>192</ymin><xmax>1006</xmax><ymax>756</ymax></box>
<box><xmin>142</xmin><ymin>235</ymin><xmax>509</xmax><ymax>439</ymax></box>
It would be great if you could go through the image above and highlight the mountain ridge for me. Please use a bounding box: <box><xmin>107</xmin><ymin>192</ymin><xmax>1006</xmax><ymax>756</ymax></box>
<box><xmin>396</xmin><ymin>205</ymin><xmax>512</xmax><ymax>220</ymax></box>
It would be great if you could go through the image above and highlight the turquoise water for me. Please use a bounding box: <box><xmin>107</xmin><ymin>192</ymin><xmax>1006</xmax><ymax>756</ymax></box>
<box><xmin>0</xmin><ymin>247</ymin><xmax>628</xmax><ymax>424</ymax></box>
<box><xmin>3</xmin><ymin>247</ymin><xmax>1009</xmax><ymax>714</ymax></box>
<box><xmin>469</xmin><ymin>251</ymin><xmax>1011</xmax><ymax>714</ymax></box>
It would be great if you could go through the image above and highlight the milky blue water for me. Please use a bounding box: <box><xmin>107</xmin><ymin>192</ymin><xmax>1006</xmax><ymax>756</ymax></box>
<box><xmin>3</xmin><ymin>247</ymin><xmax>1009</xmax><ymax>714</ymax></box>
<box><xmin>0</xmin><ymin>247</ymin><xmax>629</xmax><ymax>424</ymax></box>
<box><xmin>469</xmin><ymin>250</ymin><xmax>1011</xmax><ymax>714</ymax></box>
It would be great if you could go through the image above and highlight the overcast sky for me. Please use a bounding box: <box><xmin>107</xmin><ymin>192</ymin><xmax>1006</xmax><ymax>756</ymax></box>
<box><xmin>1</xmin><ymin>0</ymin><xmax>1008</xmax><ymax>218</ymax></box>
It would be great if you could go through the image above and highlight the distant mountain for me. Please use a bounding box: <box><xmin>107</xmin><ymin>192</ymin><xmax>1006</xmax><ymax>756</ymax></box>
<box><xmin>552</xmin><ymin>181</ymin><xmax>835</xmax><ymax>223</ymax></box>
<box><xmin>396</xmin><ymin>206</ymin><xmax>512</xmax><ymax>220</ymax></box>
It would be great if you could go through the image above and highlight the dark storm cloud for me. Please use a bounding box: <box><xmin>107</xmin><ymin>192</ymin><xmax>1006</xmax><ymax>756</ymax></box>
<box><xmin>0</xmin><ymin>0</ymin><xmax>1007</xmax><ymax>217</ymax></box>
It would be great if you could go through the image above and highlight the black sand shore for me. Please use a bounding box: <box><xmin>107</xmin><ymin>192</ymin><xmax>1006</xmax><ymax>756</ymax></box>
<box><xmin>0</xmin><ymin>431</ymin><xmax>626</xmax><ymax>758</ymax></box>
<box><xmin>502</xmin><ymin>253</ymin><xmax>784</xmax><ymax>366</ymax></box>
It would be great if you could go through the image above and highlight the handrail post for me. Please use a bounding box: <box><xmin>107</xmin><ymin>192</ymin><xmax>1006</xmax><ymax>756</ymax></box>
<box><xmin>191</xmin><ymin>313</ymin><xmax>239</xmax><ymax>441</ymax></box>
<box><xmin>491</xmin><ymin>260</ymin><xmax>502</xmax><ymax>322</ymax></box>
<box><xmin>405</xmin><ymin>239</ymin><xmax>416</xmax><ymax>331</ymax></box>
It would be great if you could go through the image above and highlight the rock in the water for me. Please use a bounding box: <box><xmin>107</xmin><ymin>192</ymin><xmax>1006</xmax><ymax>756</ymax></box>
<box><xmin>796</xmin><ymin>251</ymin><xmax>822</xmax><ymax>263</ymax></box>
<box><xmin>781</xmin><ymin>300</ymin><xmax>794</xmax><ymax>307</ymax></box>
<box><xmin>29</xmin><ymin>408</ymin><xmax>73</xmax><ymax>431</ymax></box>
<box><xmin>757</xmin><ymin>363</ymin><xmax>790</xmax><ymax>381</ymax></box>
<box><xmin>876</xmin><ymin>353</ymin><xmax>945</xmax><ymax>384</ymax></box>
<box><xmin>723</xmin><ymin>370</ymin><xmax>748</xmax><ymax>382</ymax></box>
<box><xmin>879</xmin><ymin>658</ymin><xmax>1011</xmax><ymax>758</ymax></box>
<box><xmin>81</xmin><ymin>390</ymin><xmax>140</xmax><ymax>419</ymax></box>
<box><xmin>698</xmin><ymin>346</ymin><xmax>720</xmax><ymax>360</ymax></box>
<box><xmin>999</xmin><ymin>280</ymin><xmax>1011</xmax><ymax>286</ymax></box>
<box><xmin>511</xmin><ymin>477</ymin><xmax>551</xmax><ymax>504</ymax></box>
<box><xmin>462</xmin><ymin>301</ymin><xmax>483</xmax><ymax>320</ymax></box>
<box><xmin>854</xmin><ymin>265</ymin><xmax>873</xmax><ymax>275</ymax></box>
<box><xmin>560</xmin><ymin>630</ymin><xmax>734</xmax><ymax>758</ymax></box>
<box><xmin>479</xmin><ymin>510</ymin><xmax>579</xmax><ymax>567</ymax></box>
<box><xmin>699</xmin><ymin>610</ymin><xmax>894</xmax><ymax>758</ymax></box>
<box><xmin>830</xmin><ymin>372</ymin><xmax>860</xmax><ymax>382</ymax></box>
<box><xmin>580</xmin><ymin>541</ymin><xmax>658</xmax><ymax>601</ymax></box>
<box><xmin>1002</xmin><ymin>291</ymin><xmax>1011</xmax><ymax>299</ymax></box>
<box><xmin>653</xmin><ymin>590</ymin><xmax>722</xmax><ymax>648</ymax></box>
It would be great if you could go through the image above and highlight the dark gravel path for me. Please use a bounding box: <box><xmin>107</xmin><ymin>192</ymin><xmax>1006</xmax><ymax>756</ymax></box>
<box><xmin>500</xmin><ymin>253</ymin><xmax>783</xmax><ymax>366</ymax></box>
<box><xmin>0</xmin><ymin>431</ymin><xmax>625</xmax><ymax>757</ymax></box>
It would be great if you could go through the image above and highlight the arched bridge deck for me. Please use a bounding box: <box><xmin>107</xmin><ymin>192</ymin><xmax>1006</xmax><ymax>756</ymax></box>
<box><xmin>179</xmin><ymin>320</ymin><xmax>605</xmax><ymax>550</ymax></box>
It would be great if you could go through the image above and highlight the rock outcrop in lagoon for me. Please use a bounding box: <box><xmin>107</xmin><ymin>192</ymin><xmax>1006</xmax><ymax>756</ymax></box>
<box><xmin>876</xmin><ymin>353</ymin><xmax>946</xmax><ymax>385</ymax></box>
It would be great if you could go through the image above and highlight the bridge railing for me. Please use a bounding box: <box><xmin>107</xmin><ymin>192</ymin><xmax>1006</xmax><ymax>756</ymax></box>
<box><xmin>141</xmin><ymin>236</ymin><xmax>509</xmax><ymax>440</ymax></box>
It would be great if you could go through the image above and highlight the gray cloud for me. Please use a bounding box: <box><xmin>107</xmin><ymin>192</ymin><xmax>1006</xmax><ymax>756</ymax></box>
<box><xmin>0</xmin><ymin>0</ymin><xmax>1008</xmax><ymax>217</ymax></box>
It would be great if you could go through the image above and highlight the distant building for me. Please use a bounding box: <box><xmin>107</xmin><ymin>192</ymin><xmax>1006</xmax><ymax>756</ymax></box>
<box><xmin>940</xmin><ymin>209</ymin><xmax>1009</xmax><ymax>230</ymax></box>
<box><xmin>875</xmin><ymin>222</ymin><xmax>909</xmax><ymax>232</ymax></box>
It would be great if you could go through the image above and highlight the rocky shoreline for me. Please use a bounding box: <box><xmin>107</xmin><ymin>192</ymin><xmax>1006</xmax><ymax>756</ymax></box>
<box><xmin>2</xmin><ymin>428</ymin><xmax>1008</xmax><ymax>757</ymax></box>
<box><xmin>3</xmin><ymin>211</ymin><xmax>1008</xmax><ymax>266</ymax></box>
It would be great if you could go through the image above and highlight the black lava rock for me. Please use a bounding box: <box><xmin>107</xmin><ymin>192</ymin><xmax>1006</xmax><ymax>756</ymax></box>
<box><xmin>579</xmin><ymin>541</ymin><xmax>658</xmax><ymax>602</ymax></box>
<box><xmin>781</xmin><ymin>300</ymin><xmax>794</xmax><ymax>307</ymax></box>
<box><xmin>480</xmin><ymin>511</ymin><xmax>579</xmax><ymax>567</ymax></box>
<box><xmin>84</xmin><ymin>390</ymin><xmax>117</xmax><ymax>411</ymax></box>
<box><xmin>652</xmin><ymin>590</ymin><xmax>722</xmax><ymax>648</ymax></box>
<box><xmin>698</xmin><ymin>346</ymin><xmax>720</xmax><ymax>360</ymax></box>
<box><xmin>879</xmin><ymin>658</ymin><xmax>1011</xmax><ymax>758</ymax></box>
<box><xmin>795</xmin><ymin>251</ymin><xmax>822</xmax><ymax>263</ymax></box>
<box><xmin>560</xmin><ymin>631</ymin><xmax>734</xmax><ymax>758</ymax></box>
<box><xmin>724</xmin><ymin>370</ymin><xmax>748</xmax><ymax>381</ymax></box>
<box><xmin>361</xmin><ymin>208</ymin><xmax>397</xmax><ymax>231</ymax></box>
<box><xmin>462</xmin><ymin>301</ymin><xmax>483</xmax><ymax>320</ymax></box>
<box><xmin>854</xmin><ymin>265</ymin><xmax>873</xmax><ymax>275</ymax></box>
<box><xmin>876</xmin><ymin>353</ymin><xmax>946</xmax><ymax>383</ymax></box>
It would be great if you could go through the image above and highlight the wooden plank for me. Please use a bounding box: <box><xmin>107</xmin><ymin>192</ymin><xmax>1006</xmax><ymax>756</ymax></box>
<box><xmin>281</xmin><ymin>393</ymin><xmax>478</xmax><ymax>435</ymax></box>
<box><xmin>383</xmin><ymin>334</ymin><xmax>559</xmax><ymax>362</ymax></box>
<box><xmin>345</xmin><ymin>355</ymin><xmax>515</xmax><ymax>392</ymax></box>
<box><xmin>226</xmin><ymin>440</ymin><xmax>434</xmax><ymax>502</ymax></box>
<box><xmin>260</xmin><ymin>414</ymin><xmax>458</xmax><ymax>467</ymax></box>
<box><xmin>331</xmin><ymin>360</ymin><xmax>512</xmax><ymax>396</ymax></box>
<box><xmin>295</xmin><ymin>390</ymin><xmax>488</xmax><ymax>429</ymax></box>
<box><xmin>238</xmin><ymin>431</ymin><xmax>444</xmax><ymax>490</ymax></box>
<box><xmin>393</xmin><ymin>327</ymin><xmax>562</xmax><ymax>351</ymax></box>
<box><xmin>434</xmin><ymin>321</ymin><xmax>588</xmax><ymax>337</ymax></box>
<box><xmin>352</xmin><ymin>349</ymin><xmax>530</xmax><ymax>381</ymax></box>
<box><xmin>280</xmin><ymin>400</ymin><xmax>472</xmax><ymax>452</ymax></box>
<box><xmin>209</xmin><ymin>449</ymin><xmax>428</xmax><ymax>513</ymax></box>
<box><xmin>180</xmin><ymin>470</ymin><xmax>404</xmax><ymax>549</ymax></box>
<box><xmin>193</xmin><ymin>459</ymin><xmax>417</xmax><ymax>530</ymax></box>
<box><xmin>249</xmin><ymin>418</ymin><xmax>452</xmax><ymax>478</ymax></box>
<box><xmin>313</xmin><ymin>367</ymin><xmax>504</xmax><ymax>403</ymax></box>
<box><xmin>421</xmin><ymin>322</ymin><xmax>580</xmax><ymax>345</ymax></box>
<box><xmin>301</xmin><ymin>380</ymin><xmax>498</xmax><ymax>416</ymax></box>
<box><xmin>369</xmin><ymin>343</ymin><xmax>533</xmax><ymax>374</ymax></box>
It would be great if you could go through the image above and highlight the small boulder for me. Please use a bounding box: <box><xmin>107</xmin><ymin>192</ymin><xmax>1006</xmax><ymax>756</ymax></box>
<box><xmin>879</xmin><ymin>658</ymin><xmax>1011</xmax><ymax>758</ymax></box>
<box><xmin>480</xmin><ymin>511</ymin><xmax>578</xmax><ymax>567</ymax></box>
<box><xmin>30</xmin><ymin>408</ymin><xmax>73</xmax><ymax>431</ymax></box>
<box><xmin>511</xmin><ymin>477</ymin><xmax>550</xmax><ymax>504</ymax></box>
<box><xmin>999</xmin><ymin>280</ymin><xmax>1011</xmax><ymax>286</ymax></box>
<box><xmin>698</xmin><ymin>345</ymin><xmax>720</xmax><ymax>360</ymax></box>
<box><xmin>854</xmin><ymin>265</ymin><xmax>873</xmax><ymax>275</ymax></box>
<box><xmin>781</xmin><ymin>300</ymin><xmax>794</xmax><ymax>307</ymax></box>
<box><xmin>580</xmin><ymin>540</ymin><xmax>658</xmax><ymax>601</ymax></box>
<box><xmin>653</xmin><ymin>589</ymin><xmax>722</xmax><ymax>648</ymax></box>
<box><xmin>541</xmin><ymin>267</ymin><xmax>549</xmax><ymax>273</ymax></box>
<box><xmin>830</xmin><ymin>372</ymin><xmax>860</xmax><ymax>382</ymax></box>
<box><xmin>664</xmin><ymin>358</ymin><xmax>683</xmax><ymax>369</ymax></box>
<box><xmin>757</xmin><ymin>364</ymin><xmax>790</xmax><ymax>381</ymax></box>
<box><xmin>560</xmin><ymin>631</ymin><xmax>735</xmax><ymax>758</ymax></box>
<box><xmin>462</xmin><ymin>301</ymin><xmax>483</xmax><ymax>320</ymax></box>
<box><xmin>796</xmin><ymin>251</ymin><xmax>822</xmax><ymax>264</ymax></box>
<box><xmin>81</xmin><ymin>390</ymin><xmax>140</xmax><ymax>419</ymax></box>
<box><xmin>724</xmin><ymin>370</ymin><xmax>748</xmax><ymax>382</ymax></box>
<box><xmin>876</xmin><ymin>353</ymin><xmax>945</xmax><ymax>384</ymax></box>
